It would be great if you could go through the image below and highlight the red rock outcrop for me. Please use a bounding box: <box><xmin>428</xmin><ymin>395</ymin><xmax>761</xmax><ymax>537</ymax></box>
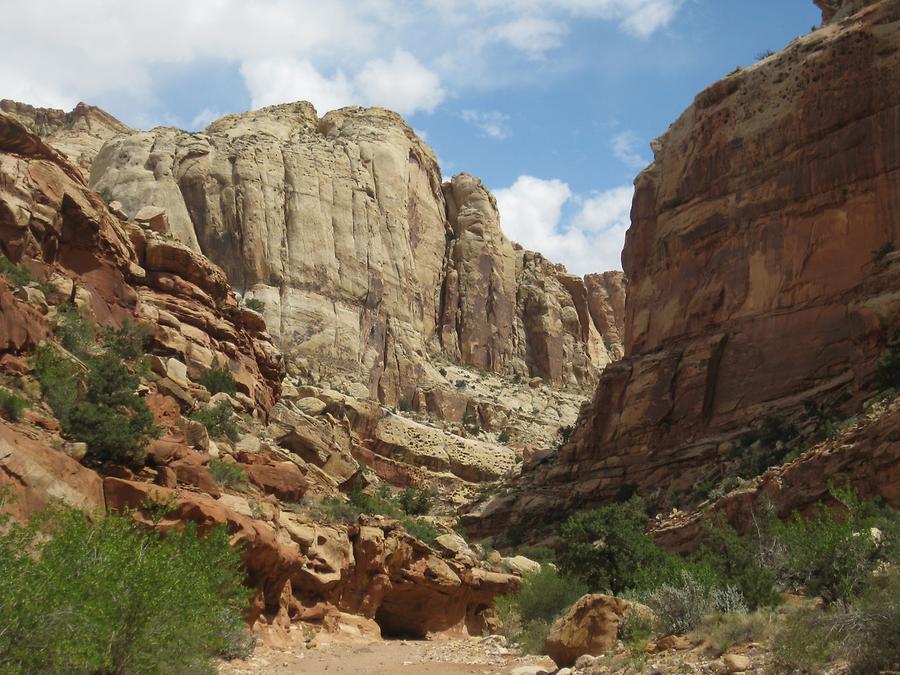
<box><xmin>0</xmin><ymin>99</ymin><xmax>131</xmax><ymax>176</ymax></box>
<box><xmin>0</xmin><ymin>111</ymin><xmax>284</xmax><ymax>415</ymax></box>
<box><xmin>653</xmin><ymin>398</ymin><xmax>900</xmax><ymax>554</ymax></box>
<box><xmin>464</xmin><ymin>0</ymin><xmax>900</xmax><ymax>538</ymax></box>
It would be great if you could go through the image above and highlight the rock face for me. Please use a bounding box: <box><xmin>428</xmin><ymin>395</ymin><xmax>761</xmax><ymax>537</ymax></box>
<box><xmin>465</xmin><ymin>0</ymin><xmax>900</xmax><ymax>538</ymax></box>
<box><xmin>87</xmin><ymin>103</ymin><xmax>625</xmax><ymax>401</ymax></box>
<box><xmin>0</xmin><ymin>99</ymin><xmax>131</xmax><ymax>175</ymax></box>
<box><xmin>0</xmin><ymin>111</ymin><xmax>284</xmax><ymax>415</ymax></box>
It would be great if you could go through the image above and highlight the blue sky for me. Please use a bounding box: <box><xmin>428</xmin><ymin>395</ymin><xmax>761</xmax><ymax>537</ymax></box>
<box><xmin>1</xmin><ymin>0</ymin><xmax>821</xmax><ymax>274</ymax></box>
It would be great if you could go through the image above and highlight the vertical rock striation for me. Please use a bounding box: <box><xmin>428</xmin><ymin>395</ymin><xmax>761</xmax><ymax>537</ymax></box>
<box><xmin>464</xmin><ymin>0</ymin><xmax>900</xmax><ymax>538</ymax></box>
<box><xmin>85</xmin><ymin>103</ymin><xmax>625</xmax><ymax>401</ymax></box>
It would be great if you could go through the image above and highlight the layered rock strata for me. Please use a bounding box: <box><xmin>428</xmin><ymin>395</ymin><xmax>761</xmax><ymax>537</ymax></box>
<box><xmin>465</xmin><ymin>0</ymin><xmax>900</xmax><ymax>538</ymax></box>
<box><xmin>86</xmin><ymin>104</ymin><xmax>625</xmax><ymax>401</ymax></box>
<box><xmin>0</xmin><ymin>99</ymin><xmax>131</xmax><ymax>175</ymax></box>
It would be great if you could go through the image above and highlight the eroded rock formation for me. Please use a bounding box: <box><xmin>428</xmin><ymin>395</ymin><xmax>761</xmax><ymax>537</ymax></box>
<box><xmin>84</xmin><ymin>103</ymin><xmax>624</xmax><ymax>401</ymax></box>
<box><xmin>0</xmin><ymin>99</ymin><xmax>131</xmax><ymax>175</ymax></box>
<box><xmin>465</xmin><ymin>0</ymin><xmax>900</xmax><ymax>539</ymax></box>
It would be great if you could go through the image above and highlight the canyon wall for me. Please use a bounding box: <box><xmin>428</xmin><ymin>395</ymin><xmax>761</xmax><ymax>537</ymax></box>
<box><xmin>80</xmin><ymin>103</ymin><xmax>624</xmax><ymax>403</ymax></box>
<box><xmin>465</xmin><ymin>0</ymin><xmax>900</xmax><ymax>538</ymax></box>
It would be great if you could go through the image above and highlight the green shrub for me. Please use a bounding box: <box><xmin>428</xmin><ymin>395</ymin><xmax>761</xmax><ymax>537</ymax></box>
<box><xmin>244</xmin><ymin>298</ymin><xmax>265</xmax><ymax>313</ymax></box>
<box><xmin>53</xmin><ymin>303</ymin><xmax>97</xmax><ymax>359</ymax></box>
<box><xmin>100</xmin><ymin>320</ymin><xmax>151</xmax><ymax>362</ymax></box>
<box><xmin>771</xmin><ymin>488</ymin><xmax>889</xmax><ymax>605</ymax></box>
<box><xmin>401</xmin><ymin>517</ymin><xmax>441</xmax><ymax>546</ymax></box>
<box><xmin>32</xmin><ymin>343</ymin><xmax>82</xmax><ymax>417</ymax></box>
<box><xmin>694</xmin><ymin>515</ymin><xmax>782</xmax><ymax>610</ymax></box>
<box><xmin>199</xmin><ymin>363</ymin><xmax>237</xmax><ymax>395</ymax></box>
<box><xmin>61</xmin><ymin>353</ymin><xmax>158</xmax><ymax>466</ymax></box>
<box><xmin>693</xmin><ymin>610</ymin><xmax>778</xmax><ymax>656</ymax></box>
<box><xmin>0</xmin><ymin>388</ymin><xmax>28</xmax><ymax>421</ymax></box>
<box><xmin>0</xmin><ymin>254</ymin><xmax>35</xmax><ymax>288</ymax></box>
<box><xmin>209</xmin><ymin>458</ymin><xmax>247</xmax><ymax>488</ymax></box>
<box><xmin>619</xmin><ymin>607</ymin><xmax>654</xmax><ymax>645</ymax></box>
<box><xmin>0</xmin><ymin>504</ymin><xmax>251</xmax><ymax>674</ymax></box>
<box><xmin>397</xmin><ymin>487</ymin><xmax>433</xmax><ymax>515</ymax></box>
<box><xmin>498</xmin><ymin>429</ymin><xmax>511</xmax><ymax>443</ymax></box>
<box><xmin>191</xmin><ymin>402</ymin><xmax>240</xmax><ymax>442</ymax></box>
<box><xmin>557</xmin><ymin>496</ymin><xmax>679</xmax><ymax>594</ymax></box>
<box><xmin>496</xmin><ymin>567</ymin><xmax>588</xmax><ymax>654</ymax></box>
<box><xmin>641</xmin><ymin>570</ymin><xmax>746</xmax><ymax>634</ymax></box>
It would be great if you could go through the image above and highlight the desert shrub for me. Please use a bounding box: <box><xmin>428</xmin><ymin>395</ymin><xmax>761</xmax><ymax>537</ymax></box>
<box><xmin>558</xmin><ymin>425</ymin><xmax>574</xmax><ymax>446</ymax></box>
<box><xmin>619</xmin><ymin>607</ymin><xmax>654</xmax><ymax>645</ymax></box>
<box><xmin>53</xmin><ymin>303</ymin><xmax>98</xmax><ymax>358</ymax></box>
<box><xmin>397</xmin><ymin>487</ymin><xmax>433</xmax><ymax>515</ymax></box>
<box><xmin>694</xmin><ymin>515</ymin><xmax>782</xmax><ymax>610</ymax></box>
<box><xmin>557</xmin><ymin>496</ymin><xmax>679</xmax><ymax>594</ymax></box>
<box><xmin>317</xmin><ymin>496</ymin><xmax>361</xmax><ymax>523</ymax></box>
<box><xmin>0</xmin><ymin>388</ymin><xmax>28</xmax><ymax>421</ymax></box>
<box><xmin>32</xmin><ymin>344</ymin><xmax>82</xmax><ymax>416</ymax></box>
<box><xmin>198</xmin><ymin>363</ymin><xmax>237</xmax><ymax>395</ymax></box>
<box><xmin>498</xmin><ymin>429</ymin><xmax>511</xmax><ymax>443</ymax></box>
<box><xmin>775</xmin><ymin>572</ymin><xmax>900</xmax><ymax>674</ymax></box>
<box><xmin>771</xmin><ymin>488</ymin><xmax>892</xmax><ymax>605</ymax></box>
<box><xmin>641</xmin><ymin>570</ymin><xmax>747</xmax><ymax>635</ymax></box>
<box><xmin>0</xmin><ymin>504</ymin><xmax>251</xmax><ymax>674</ymax></box>
<box><xmin>496</xmin><ymin>567</ymin><xmax>588</xmax><ymax>654</ymax></box>
<box><xmin>191</xmin><ymin>402</ymin><xmax>240</xmax><ymax>442</ymax></box>
<box><xmin>400</xmin><ymin>517</ymin><xmax>441</xmax><ymax>546</ymax></box>
<box><xmin>100</xmin><ymin>320</ymin><xmax>151</xmax><ymax>361</ymax></box>
<box><xmin>61</xmin><ymin>353</ymin><xmax>158</xmax><ymax>466</ymax></box>
<box><xmin>737</xmin><ymin>415</ymin><xmax>800</xmax><ymax>477</ymax></box>
<box><xmin>0</xmin><ymin>254</ymin><xmax>35</xmax><ymax>287</ymax></box>
<box><xmin>692</xmin><ymin>609</ymin><xmax>777</xmax><ymax>655</ymax></box>
<box><xmin>243</xmin><ymin>298</ymin><xmax>265</xmax><ymax>313</ymax></box>
<box><xmin>209</xmin><ymin>458</ymin><xmax>247</xmax><ymax>488</ymax></box>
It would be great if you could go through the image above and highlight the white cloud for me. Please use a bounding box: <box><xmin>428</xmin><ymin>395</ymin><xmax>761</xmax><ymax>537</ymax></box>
<box><xmin>611</xmin><ymin>130</ymin><xmax>649</xmax><ymax>170</ymax></box>
<box><xmin>495</xmin><ymin>176</ymin><xmax>631</xmax><ymax>275</ymax></box>
<box><xmin>241</xmin><ymin>51</ymin><xmax>443</xmax><ymax>115</ymax></box>
<box><xmin>0</xmin><ymin>0</ymin><xmax>683</xmax><ymax>116</ymax></box>
<box><xmin>495</xmin><ymin>17</ymin><xmax>568</xmax><ymax>57</ymax></box>
<box><xmin>354</xmin><ymin>50</ymin><xmax>446</xmax><ymax>115</ymax></box>
<box><xmin>460</xmin><ymin>110</ymin><xmax>512</xmax><ymax>139</ymax></box>
<box><xmin>241</xmin><ymin>58</ymin><xmax>356</xmax><ymax>113</ymax></box>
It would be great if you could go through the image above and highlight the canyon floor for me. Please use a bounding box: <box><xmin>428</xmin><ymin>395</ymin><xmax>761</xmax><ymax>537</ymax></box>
<box><xmin>219</xmin><ymin>637</ymin><xmax>556</xmax><ymax>675</ymax></box>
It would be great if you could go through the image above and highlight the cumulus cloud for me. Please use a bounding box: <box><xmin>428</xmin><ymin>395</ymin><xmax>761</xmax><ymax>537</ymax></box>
<box><xmin>0</xmin><ymin>0</ymin><xmax>683</xmax><ymax>115</ymax></box>
<box><xmin>495</xmin><ymin>176</ymin><xmax>631</xmax><ymax>275</ymax></box>
<box><xmin>611</xmin><ymin>130</ymin><xmax>649</xmax><ymax>170</ymax></box>
<box><xmin>460</xmin><ymin>110</ymin><xmax>513</xmax><ymax>139</ymax></box>
<box><xmin>242</xmin><ymin>51</ymin><xmax>443</xmax><ymax>115</ymax></box>
<box><xmin>241</xmin><ymin>58</ymin><xmax>356</xmax><ymax>113</ymax></box>
<box><xmin>354</xmin><ymin>51</ymin><xmax>446</xmax><ymax>114</ymax></box>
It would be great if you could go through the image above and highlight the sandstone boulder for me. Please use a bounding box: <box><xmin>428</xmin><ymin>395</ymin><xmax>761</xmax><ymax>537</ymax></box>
<box><xmin>544</xmin><ymin>594</ymin><xmax>632</xmax><ymax>668</ymax></box>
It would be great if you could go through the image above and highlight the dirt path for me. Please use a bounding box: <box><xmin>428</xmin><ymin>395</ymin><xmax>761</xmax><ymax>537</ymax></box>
<box><xmin>220</xmin><ymin>637</ymin><xmax>556</xmax><ymax>675</ymax></box>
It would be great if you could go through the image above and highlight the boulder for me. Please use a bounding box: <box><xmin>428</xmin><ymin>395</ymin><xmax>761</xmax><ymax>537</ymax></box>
<box><xmin>501</xmin><ymin>555</ymin><xmax>541</xmax><ymax>576</ymax></box>
<box><xmin>724</xmin><ymin>653</ymin><xmax>751</xmax><ymax>673</ymax></box>
<box><xmin>134</xmin><ymin>205</ymin><xmax>169</xmax><ymax>234</ymax></box>
<box><xmin>544</xmin><ymin>594</ymin><xmax>631</xmax><ymax>668</ymax></box>
<box><xmin>295</xmin><ymin>397</ymin><xmax>327</xmax><ymax>416</ymax></box>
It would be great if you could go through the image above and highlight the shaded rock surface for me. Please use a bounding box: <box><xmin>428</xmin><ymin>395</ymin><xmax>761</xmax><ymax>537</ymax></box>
<box><xmin>464</xmin><ymin>0</ymin><xmax>900</xmax><ymax>539</ymax></box>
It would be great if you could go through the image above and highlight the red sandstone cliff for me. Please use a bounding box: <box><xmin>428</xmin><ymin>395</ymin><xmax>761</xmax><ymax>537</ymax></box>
<box><xmin>465</xmin><ymin>0</ymin><xmax>900</xmax><ymax>539</ymax></box>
